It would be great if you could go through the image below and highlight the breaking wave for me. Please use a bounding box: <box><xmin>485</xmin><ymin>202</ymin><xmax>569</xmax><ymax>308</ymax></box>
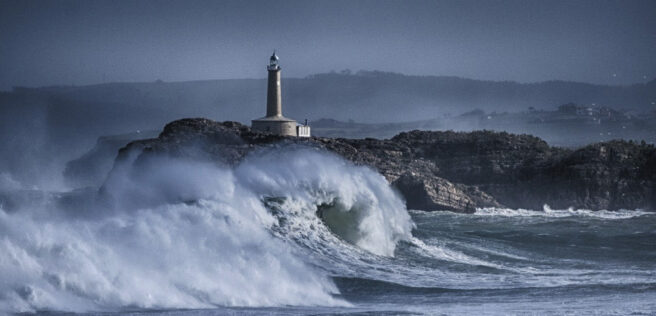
<box><xmin>474</xmin><ymin>205</ymin><xmax>652</xmax><ymax>219</ymax></box>
<box><xmin>0</xmin><ymin>147</ymin><xmax>413</xmax><ymax>313</ymax></box>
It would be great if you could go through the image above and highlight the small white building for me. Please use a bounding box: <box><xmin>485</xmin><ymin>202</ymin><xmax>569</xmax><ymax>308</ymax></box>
<box><xmin>297</xmin><ymin>124</ymin><xmax>311</xmax><ymax>137</ymax></box>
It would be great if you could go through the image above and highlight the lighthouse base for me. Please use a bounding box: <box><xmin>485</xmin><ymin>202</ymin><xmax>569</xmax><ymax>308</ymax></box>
<box><xmin>251</xmin><ymin>116</ymin><xmax>298</xmax><ymax>137</ymax></box>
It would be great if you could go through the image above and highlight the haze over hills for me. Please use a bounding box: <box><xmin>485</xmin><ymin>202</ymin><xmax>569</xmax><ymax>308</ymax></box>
<box><xmin>6</xmin><ymin>71</ymin><xmax>655</xmax><ymax>123</ymax></box>
<box><xmin>1</xmin><ymin>71</ymin><xmax>655</xmax><ymax>187</ymax></box>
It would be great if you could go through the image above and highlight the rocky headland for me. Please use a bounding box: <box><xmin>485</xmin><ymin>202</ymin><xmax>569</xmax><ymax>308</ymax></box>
<box><xmin>97</xmin><ymin>118</ymin><xmax>656</xmax><ymax>213</ymax></box>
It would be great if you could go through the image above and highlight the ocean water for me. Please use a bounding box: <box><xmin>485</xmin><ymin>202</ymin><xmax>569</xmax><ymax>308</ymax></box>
<box><xmin>1</xmin><ymin>147</ymin><xmax>655</xmax><ymax>315</ymax></box>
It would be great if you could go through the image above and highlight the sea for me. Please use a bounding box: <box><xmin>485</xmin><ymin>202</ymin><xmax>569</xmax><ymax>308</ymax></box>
<box><xmin>1</xmin><ymin>147</ymin><xmax>654</xmax><ymax>315</ymax></box>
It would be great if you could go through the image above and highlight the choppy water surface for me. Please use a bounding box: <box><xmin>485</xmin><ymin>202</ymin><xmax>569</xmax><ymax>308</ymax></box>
<box><xmin>1</xmin><ymin>148</ymin><xmax>654</xmax><ymax>315</ymax></box>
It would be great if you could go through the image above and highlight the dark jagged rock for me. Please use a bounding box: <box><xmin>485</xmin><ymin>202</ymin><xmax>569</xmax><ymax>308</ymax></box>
<box><xmin>391</xmin><ymin>130</ymin><xmax>656</xmax><ymax>210</ymax></box>
<box><xmin>102</xmin><ymin>118</ymin><xmax>656</xmax><ymax>213</ymax></box>
<box><xmin>392</xmin><ymin>172</ymin><xmax>492</xmax><ymax>213</ymax></box>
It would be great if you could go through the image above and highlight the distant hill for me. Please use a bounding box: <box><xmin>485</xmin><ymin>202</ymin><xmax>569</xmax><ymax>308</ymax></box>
<box><xmin>0</xmin><ymin>71</ymin><xmax>654</xmax><ymax>186</ymax></box>
<box><xmin>294</xmin><ymin>72</ymin><xmax>655</xmax><ymax>122</ymax></box>
<box><xmin>310</xmin><ymin>104</ymin><xmax>656</xmax><ymax>147</ymax></box>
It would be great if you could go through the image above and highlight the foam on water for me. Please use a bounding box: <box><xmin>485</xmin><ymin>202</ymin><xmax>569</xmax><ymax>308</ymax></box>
<box><xmin>0</xmin><ymin>147</ymin><xmax>414</xmax><ymax>313</ymax></box>
<box><xmin>0</xmin><ymin>200</ymin><xmax>343</xmax><ymax>312</ymax></box>
<box><xmin>408</xmin><ymin>237</ymin><xmax>503</xmax><ymax>269</ymax></box>
<box><xmin>474</xmin><ymin>205</ymin><xmax>652</xmax><ymax>219</ymax></box>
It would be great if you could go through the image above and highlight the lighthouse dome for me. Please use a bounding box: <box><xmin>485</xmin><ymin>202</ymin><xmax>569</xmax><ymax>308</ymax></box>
<box><xmin>268</xmin><ymin>51</ymin><xmax>280</xmax><ymax>70</ymax></box>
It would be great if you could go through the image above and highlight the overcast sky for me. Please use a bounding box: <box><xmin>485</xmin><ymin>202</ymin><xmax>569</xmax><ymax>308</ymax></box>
<box><xmin>1</xmin><ymin>0</ymin><xmax>655</xmax><ymax>90</ymax></box>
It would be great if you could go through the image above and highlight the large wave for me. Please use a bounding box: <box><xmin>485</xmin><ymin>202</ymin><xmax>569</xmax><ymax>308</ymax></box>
<box><xmin>0</xmin><ymin>146</ymin><xmax>414</xmax><ymax>313</ymax></box>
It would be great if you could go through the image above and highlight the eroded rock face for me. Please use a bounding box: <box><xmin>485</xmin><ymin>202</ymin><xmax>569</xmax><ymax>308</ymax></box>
<box><xmin>101</xmin><ymin>118</ymin><xmax>656</xmax><ymax>213</ymax></box>
<box><xmin>393</xmin><ymin>172</ymin><xmax>483</xmax><ymax>213</ymax></box>
<box><xmin>391</xmin><ymin>130</ymin><xmax>656</xmax><ymax>210</ymax></box>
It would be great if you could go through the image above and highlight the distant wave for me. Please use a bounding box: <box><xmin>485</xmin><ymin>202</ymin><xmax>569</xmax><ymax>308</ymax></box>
<box><xmin>474</xmin><ymin>205</ymin><xmax>653</xmax><ymax>219</ymax></box>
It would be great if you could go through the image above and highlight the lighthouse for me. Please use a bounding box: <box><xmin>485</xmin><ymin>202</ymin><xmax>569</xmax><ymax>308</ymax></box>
<box><xmin>251</xmin><ymin>52</ymin><xmax>310</xmax><ymax>137</ymax></box>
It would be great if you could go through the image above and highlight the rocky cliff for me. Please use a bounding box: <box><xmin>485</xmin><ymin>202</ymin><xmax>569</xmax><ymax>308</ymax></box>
<box><xmin>103</xmin><ymin>118</ymin><xmax>656</xmax><ymax>213</ymax></box>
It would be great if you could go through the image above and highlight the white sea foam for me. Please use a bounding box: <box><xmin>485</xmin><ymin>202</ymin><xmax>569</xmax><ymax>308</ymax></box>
<box><xmin>474</xmin><ymin>205</ymin><xmax>652</xmax><ymax>219</ymax></box>
<box><xmin>0</xmin><ymin>200</ymin><xmax>342</xmax><ymax>313</ymax></box>
<box><xmin>0</xmin><ymin>147</ymin><xmax>414</xmax><ymax>313</ymax></box>
<box><xmin>409</xmin><ymin>237</ymin><xmax>503</xmax><ymax>268</ymax></box>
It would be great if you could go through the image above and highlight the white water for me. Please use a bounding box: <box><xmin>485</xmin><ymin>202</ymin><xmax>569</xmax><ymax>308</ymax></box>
<box><xmin>474</xmin><ymin>205</ymin><xmax>651</xmax><ymax>219</ymax></box>
<box><xmin>0</xmin><ymin>147</ymin><xmax>414</xmax><ymax>313</ymax></box>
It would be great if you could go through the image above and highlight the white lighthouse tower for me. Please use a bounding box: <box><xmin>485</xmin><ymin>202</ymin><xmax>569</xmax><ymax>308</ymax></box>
<box><xmin>251</xmin><ymin>52</ymin><xmax>310</xmax><ymax>137</ymax></box>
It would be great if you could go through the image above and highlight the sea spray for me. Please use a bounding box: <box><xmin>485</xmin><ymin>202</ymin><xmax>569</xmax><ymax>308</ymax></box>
<box><xmin>235</xmin><ymin>147</ymin><xmax>414</xmax><ymax>257</ymax></box>
<box><xmin>0</xmin><ymin>146</ymin><xmax>414</xmax><ymax>313</ymax></box>
<box><xmin>0</xmin><ymin>192</ymin><xmax>343</xmax><ymax>312</ymax></box>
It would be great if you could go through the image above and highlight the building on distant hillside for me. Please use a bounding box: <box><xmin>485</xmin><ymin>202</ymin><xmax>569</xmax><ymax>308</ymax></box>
<box><xmin>251</xmin><ymin>52</ymin><xmax>310</xmax><ymax>137</ymax></box>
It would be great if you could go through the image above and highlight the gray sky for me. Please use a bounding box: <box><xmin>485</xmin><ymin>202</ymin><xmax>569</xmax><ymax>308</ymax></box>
<box><xmin>1</xmin><ymin>0</ymin><xmax>655</xmax><ymax>90</ymax></box>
